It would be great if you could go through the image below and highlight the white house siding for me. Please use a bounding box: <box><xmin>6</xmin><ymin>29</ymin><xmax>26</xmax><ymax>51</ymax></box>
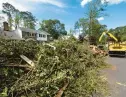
<box><xmin>0</xmin><ymin>27</ymin><xmax>50</xmax><ymax>41</ymax></box>
<box><xmin>0</xmin><ymin>29</ymin><xmax>22</xmax><ymax>40</ymax></box>
<box><xmin>37</xmin><ymin>33</ymin><xmax>47</xmax><ymax>41</ymax></box>
<box><xmin>36</xmin><ymin>30</ymin><xmax>50</xmax><ymax>41</ymax></box>
<box><xmin>15</xmin><ymin>29</ymin><xmax>23</xmax><ymax>39</ymax></box>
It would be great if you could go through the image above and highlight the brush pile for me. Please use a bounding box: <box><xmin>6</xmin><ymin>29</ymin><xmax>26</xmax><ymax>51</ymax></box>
<box><xmin>0</xmin><ymin>38</ymin><xmax>109</xmax><ymax>97</ymax></box>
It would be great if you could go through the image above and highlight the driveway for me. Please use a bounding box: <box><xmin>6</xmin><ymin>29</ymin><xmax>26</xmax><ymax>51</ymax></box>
<box><xmin>106</xmin><ymin>57</ymin><xmax>126</xmax><ymax>97</ymax></box>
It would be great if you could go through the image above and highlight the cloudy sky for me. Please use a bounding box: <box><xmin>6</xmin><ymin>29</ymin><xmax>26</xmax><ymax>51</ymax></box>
<box><xmin>0</xmin><ymin>0</ymin><xmax>126</xmax><ymax>31</ymax></box>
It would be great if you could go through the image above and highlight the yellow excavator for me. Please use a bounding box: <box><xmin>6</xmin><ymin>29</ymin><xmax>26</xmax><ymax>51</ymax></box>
<box><xmin>99</xmin><ymin>31</ymin><xmax>126</xmax><ymax>57</ymax></box>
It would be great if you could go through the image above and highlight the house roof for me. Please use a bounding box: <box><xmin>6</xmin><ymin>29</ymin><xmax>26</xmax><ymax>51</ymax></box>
<box><xmin>37</xmin><ymin>30</ymin><xmax>50</xmax><ymax>35</ymax></box>
<box><xmin>19</xmin><ymin>27</ymin><xmax>50</xmax><ymax>35</ymax></box>
<box><xmin>20</xmin><ymin>27</ymin><xmax>37</xmax><ymax>33</ymax></box>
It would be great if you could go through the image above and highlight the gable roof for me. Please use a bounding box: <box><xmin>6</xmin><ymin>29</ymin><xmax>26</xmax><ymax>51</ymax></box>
<box><xmin>19</xmin><ymin>27</ymin><xmax>50</xmax><ymax>35</ymax></box>
<box><xmin>20</xmin><ymin>27</ymin><xmax>37</xmax><ymax>33</ymax></box>
<box><xmin>37</xmin><ymin>30</ymin><xmax>50</xmax><ymax>35</ymax></box>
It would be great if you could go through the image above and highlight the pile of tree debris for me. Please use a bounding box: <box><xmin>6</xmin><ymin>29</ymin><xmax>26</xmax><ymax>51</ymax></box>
<box><xmin>0</xmin><ymin>38</ymin><xmax>109</xmax><ymax>97</ymax></box>
<box><xmin>89</xmin><ymin>45</ymin><xmax>108</xmax><ymax>56</ymax></box>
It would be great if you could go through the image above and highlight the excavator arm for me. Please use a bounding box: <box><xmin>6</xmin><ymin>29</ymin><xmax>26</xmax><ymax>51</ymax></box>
<box><xmin>99</xmin><ymin>31</ymin><xmax>118</xmax><ymax>42</ymax></box>
<box><xmin>99</xmin><ymin>32</ymin><xmax>106</xmax><ymax>42</ymax></box>
<box><xmin>107</xmin><ymin>32</ymin><xmax>118</xmax><ymax>42</ymax></box>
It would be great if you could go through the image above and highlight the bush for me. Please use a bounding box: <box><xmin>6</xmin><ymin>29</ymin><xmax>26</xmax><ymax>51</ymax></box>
<box><xmin>0</xmin><ymin>38</ymin><xmax>109</xmax><ymax>97</ymax></box>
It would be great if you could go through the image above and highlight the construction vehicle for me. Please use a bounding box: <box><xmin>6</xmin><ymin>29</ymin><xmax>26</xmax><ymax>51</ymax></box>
<box><xmin>99</xmin><ymin>31</ymin><xmax>126</xmax><ymax>57</ymax></box>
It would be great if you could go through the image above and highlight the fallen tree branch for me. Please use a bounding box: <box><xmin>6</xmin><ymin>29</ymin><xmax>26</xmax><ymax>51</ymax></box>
<box><xmin>20</xmin><ymin>55</ymin><xmax>35</xmax><ymax>67</ymax></box>
<box><xmin>54</xmin><ymin>79</ymin><xmax>69</xmax><ymax>97</ymax></box>
<box><xmin>0</xmin><ymin>64</ymin><xmax>32</xmax><ymax>70</ymax></box>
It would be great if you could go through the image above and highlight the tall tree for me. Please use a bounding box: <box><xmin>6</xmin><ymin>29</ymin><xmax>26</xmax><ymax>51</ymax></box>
<box><xmin>74</xmin><ymin>21</ymin><xmax>79</xmax><ymax>30</ymax></box>
<box><xmin>14</xmin><ymin>9</ymin><xmax>21</xmax><ymax>29</ymax></box>
<box><xmin>75</xmin><ymin>0</ymin><xmax>107</xmax><ymax>35</ymax></box>
<box><xmin>74</xmin><ymin>21</ymin><xmax>80</xmax><ymax>35</ymax></box>
<box><xmin>86</xmin><ymin>0</ymin><xmax>107</xmax><ymax>35</ymax></box>
<box><xmin>69</xmin><ymin>28</ymin><xmax>74</xmax><ymax>35</ymax></box>
<box><xmin>39</xmin><ymin>19</ymin><xmax>67</xmax><ymax>39</ymax></box>
<box><xmin>78</xmin><ymin>18</ymin><xmax>89</xmax><ymax>34</ymax></box>
<box><xmin>2</xmin><ymin>3</ymin><xmax>37</xmax><ymax>29</ymax></box>
<box><xmin>2</xmin><ymin>3</ymin><xmax>16</xmax><ymax>30</ymax></box>
<box><xmin>0</xmin><ymin>16</ymin><xmax>5</xmax><ymax>27</ymax></box>
<box><xmin>20</xmin><ymin>11</ymin><xmax>36</xmax><ymax>29</ymax></box>
<box><xmin>74</xmin><ymin>0</ymin><xmax>107</xmax><ymax>44</ymax></box>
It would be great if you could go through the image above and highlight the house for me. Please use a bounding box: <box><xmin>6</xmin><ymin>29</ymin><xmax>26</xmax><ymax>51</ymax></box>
<box><xmin>20</xmin><ymin>27</ymin><xmax>50</xmax><ymax>41</ymax></box>
<box><xmin>0</xmin><ymin>22</ymin><xmax>50</xmax><ymax>41</ymax></box>
<box><xmin>36</xmin><ymin>30</ymin><xmax>50</xmax><ymax>41</ymax></box>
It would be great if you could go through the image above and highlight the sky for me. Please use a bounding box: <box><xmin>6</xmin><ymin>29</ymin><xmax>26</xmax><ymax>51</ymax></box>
<box><xmin>0</xmin><ymin>0</ymin><xmax>126</xmax><ymax>32</ymax></box>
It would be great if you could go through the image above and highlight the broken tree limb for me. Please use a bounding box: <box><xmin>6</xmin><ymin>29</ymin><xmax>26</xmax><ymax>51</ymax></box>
<box><xmin>0</xmin><ymin>63</ymin><xmax>32</xmax><ymax>68</ymax></box>
<box><xmin>43</xmin><ymin>43</ymin><xmax>56</xmax><ymax>50</ymax></box>
<box><xmin>0</xmin><ymin>64</ymin><xmax>33</xmax><ymax>71</ymax></box>
<box><xmin>54</xmin><ymin>79</ymin><xmax>69</xmax><ymax>97</ymax></box>
<box><xmin>20</xmin><ymin>55</ymin><xmax>35</xmax><ymax>67</ymax></box>
<box><xmin>0</xmin><ymin>64</ymin><xmax>30</xmax><ymax>68</ymax></box>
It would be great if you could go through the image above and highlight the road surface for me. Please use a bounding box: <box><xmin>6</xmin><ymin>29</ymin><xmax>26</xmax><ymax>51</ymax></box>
<box><xmin>106</xmin><ymin>57</ymin><xmax>126</xmax><ymax>97</ymax></box>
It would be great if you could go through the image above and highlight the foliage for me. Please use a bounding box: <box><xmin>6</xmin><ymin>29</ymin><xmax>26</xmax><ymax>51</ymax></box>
<box><xmin>77</xmin><ymin>18</ymin><xmax>89</xmax><ymax>34</ymax></box>
<box><xmin>14</xmin><ymin>10</ymin><xmax>21</xmax><ymax>29</ymax></box>
<box><xmin>109</xmin><ymin>26</ymin><xmax>126</xmax><ymax>41</ymax></box>
<box><xmin>39</xmin><ymin>19</ymin><xmax>67</xmax><ymax>39</ymax></box>
<box><xmin>2</xmin><ymin>3</ymin><xmax>15</xmax><ymax>30</ymax></box>
<box><xmin>20</xmin><ymin>11</ymin><xmax>37</xmax><ymax>29</ymax></box>
<box><xmin>0</xmin><ymin>16</ymin><xmax>5</xmax><ymax>26</ymax></box>
<box><xmin>2</xmin><ymin>3</ymin><xmax>36</xmax><ymax>29</ymax></box>
<box><xmin>0</xmin><ymin>39</ymin><xmax>41</xmax><ymax>97</ymax></box>
<box><xmin>74</xmin><ymin>0</ymin><xmax>108</xmax><ymax>44</ymax></box>
<box><xmin>0</xmin><ymin>38</ymin><xmax>109</xmax><ymax>97</ymax></box>
<box><xmin>0</xmin><ymin>39</ymin><xmax>40</xmax><ymax>57</ymax></box>
<box><xmin>75</xmin><ymin>18</ymin><xmax>107</xmax><ymax>44</ymax></box>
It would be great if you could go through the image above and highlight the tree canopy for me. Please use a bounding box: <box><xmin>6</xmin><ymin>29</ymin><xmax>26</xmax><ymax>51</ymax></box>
<box><xmin>74</xmin><ymin>0</ymin><xmax>107</xmax><ymax>44</ymax></box>
<box><xmin>39</xmin><ymin>19</ymin><xmax>67</xmax><ymax>39</ymax></box>
<box><xmin>0</xmin><ymin>16</ymin><xmax>5</xmax><ymax>27</ymax></box>
<box><xmin>2</xmin><ymin>3</ymin><xmax>36</xmax><ymax>29</ymax></box>
<box><xmin>109</xmin><ymin>26</ymin><xmax>126</xmax><ymax>41</ymax></box>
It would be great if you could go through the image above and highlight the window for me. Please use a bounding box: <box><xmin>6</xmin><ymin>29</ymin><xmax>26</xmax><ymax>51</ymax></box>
<box><xmin>32</xmin><ymin>33</ymin><xmax>34</xmax><ymax>36</ymax></box>
<box><xmin>39</xmin><ymin>34</ymin><xmax>41</xmax><ymax>37</ymax></box>
<box><xmin>22</xmin><ymin>31</ymin><xmax>26</xmax><ymax>37</ymax></box>
<box><xmin>29</xmin><ymin>33</ymin><xmax>32</xmax><ymax>36</ymax></box>
<box><xmin>27</xmin><ymin>32</ymin><xmax>30</xmax><ymax>36</ymax></box>
<box><xmin>43</xmin><ymin>35</ymin><xmax>46</xmax><ymax>38</ymax></box>
<box><xmin>22</xmin><ymin>31</ymin><xmax>29</xmax><ymax>37</ymax></box>
<box><xmin>39</xmin><ymin>34</ymin><xmax>46</xmax><ymax>38</ymax></box>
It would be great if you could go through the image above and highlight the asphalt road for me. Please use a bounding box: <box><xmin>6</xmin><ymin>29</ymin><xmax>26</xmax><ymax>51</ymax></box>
<box><xmin>106</xmin><ymin>57</ymin><xmax>126</xmax><ymax>97</ymax></box>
